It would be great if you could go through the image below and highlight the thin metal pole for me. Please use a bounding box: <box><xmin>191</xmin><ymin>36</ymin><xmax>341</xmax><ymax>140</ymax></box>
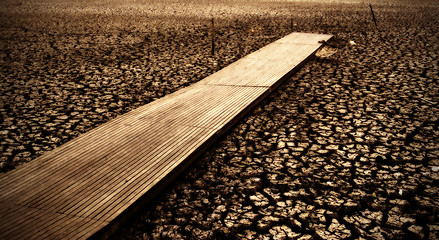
<box><xmin>290</xmin><ymin>17</ymin><xmax>294</xmax><ymax>32</ymax></box>
<box><xmin>211</xmin><ymin>18</ymin><xmax>215</xmax><ymax>56</ymax></box>
<box><xmin>369</xmin><ymin>4</ymin><xmax>377</xmax><ymax>28</ymax></box>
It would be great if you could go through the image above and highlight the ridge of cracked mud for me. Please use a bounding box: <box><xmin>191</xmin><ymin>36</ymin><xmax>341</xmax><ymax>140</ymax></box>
<box><xmin>1</xmin><ymin>1</ymin><xmax>438</xmax><ymax>239</ymax></box>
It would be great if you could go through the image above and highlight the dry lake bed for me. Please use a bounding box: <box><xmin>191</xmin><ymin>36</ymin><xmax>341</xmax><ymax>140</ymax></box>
<box><xmin>1</xmin><ymin>0</ymin><xmax>438</xmax><ymax>239</ymax></box>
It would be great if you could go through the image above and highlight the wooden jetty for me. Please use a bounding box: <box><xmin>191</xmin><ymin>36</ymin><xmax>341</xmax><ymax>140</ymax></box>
<box><xmin>0</xmin><ymin>32</ymin><xmax>332</xmax><ymax>239</ymax></box>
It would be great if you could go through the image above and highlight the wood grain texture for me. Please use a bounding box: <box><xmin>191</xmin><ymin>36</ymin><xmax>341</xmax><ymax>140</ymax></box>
<box><xmin>0</xmin><ymin>32</ymin><xmax>332</xmax><ymax>239</ymax></box>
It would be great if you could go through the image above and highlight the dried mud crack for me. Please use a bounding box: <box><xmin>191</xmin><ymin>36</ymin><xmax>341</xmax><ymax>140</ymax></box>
<box><xmin>1</xmin><ymin>0</ymin><xmax>438</xmax><ymax>239</ymax></box>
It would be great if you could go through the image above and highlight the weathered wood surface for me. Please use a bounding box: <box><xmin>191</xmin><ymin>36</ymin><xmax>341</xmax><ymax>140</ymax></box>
<box><xmin>0</xmin><ymin>32</ymin><xmax>332</xmax><ymax>239</ymax></box>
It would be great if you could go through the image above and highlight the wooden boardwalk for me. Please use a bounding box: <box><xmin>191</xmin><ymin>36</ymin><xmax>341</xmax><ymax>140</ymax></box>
<box><xmin>0</xmin><ymin>32</ymin><xmax>332</xmax><ymax>239</ymax></box>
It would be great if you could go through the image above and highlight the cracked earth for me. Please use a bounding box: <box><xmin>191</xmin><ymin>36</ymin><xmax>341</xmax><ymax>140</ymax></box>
<box><xmin>1</xmin><ymin>0</ymin><xmax>438</xmax><ymax>239</ymax></box>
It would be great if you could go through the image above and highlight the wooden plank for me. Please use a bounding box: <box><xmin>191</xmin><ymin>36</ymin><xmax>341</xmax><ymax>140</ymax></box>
<box><xmin>0</xmin><ymin>202</ymin><xmax>103</xmax><ymax>240</ymax></box>
<box><xmin>0</xmin><ymin>32</ymin><xmax>332</xmax><ymax>239</ymax></box>
<box><xmin>202</xmin><ymin>44</ymin><xmax>323</xmax><ymax>86</ymax></box>
<box><xmin>92</xmin><ymin>128</ymin><xmax>217</xmax><ymax>222</ymax></box>
<box><xmin>136</xmin><ymin>85</ymin><xmax>268</xmax><ymax>128</ymax></box>
<box><xmin>275</xmin><ymin>32</ymin><xmax>331</xmax><ymax>44</ymax></box>
<box><xmin>27</xmin><ymin>123</ymin><xmax>189</xmax><ymax>214</ymax></box>
<box><xmin>65</xmin><ymin>127</ymin><xmax>212</xmax><ymax>219</ymax></box>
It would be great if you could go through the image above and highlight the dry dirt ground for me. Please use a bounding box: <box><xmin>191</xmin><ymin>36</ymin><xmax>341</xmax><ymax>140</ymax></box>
<box><xmin>1</xmin><ymin>0</ymin><xmax>438</xmax><ymax>239</ymax></box>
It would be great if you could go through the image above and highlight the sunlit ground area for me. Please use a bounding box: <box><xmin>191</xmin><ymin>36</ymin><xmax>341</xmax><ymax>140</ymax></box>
<box><xmin>1</xmin><ymin>0</ymin><xmax>438</xmax><ymax>239</ymax></box>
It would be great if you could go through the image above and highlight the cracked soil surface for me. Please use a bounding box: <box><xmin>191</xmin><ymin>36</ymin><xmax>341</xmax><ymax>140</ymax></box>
<box><xmin>1</xmin><ymin>0</ymin><xmax>438</xmax><ymax>239</ymax></box>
